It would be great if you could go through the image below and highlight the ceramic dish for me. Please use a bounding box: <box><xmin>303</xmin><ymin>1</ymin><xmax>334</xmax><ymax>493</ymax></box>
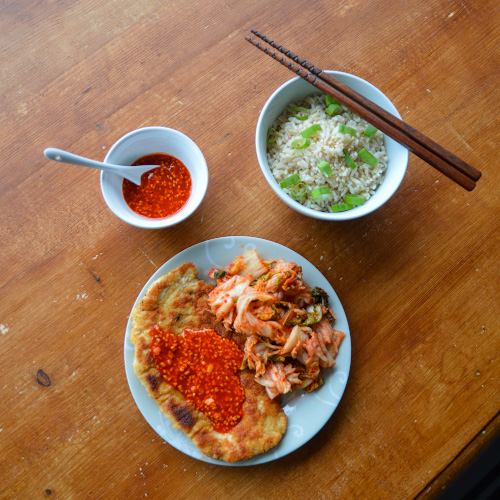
<box><xmin>124</xmin><ymin>236</ymin><xmax>351</xmax><ymax>465</ymax></box>
<box><xmin>101</xmin><ymin>126</ymin><xmax>208</xmax><ymax>229</ymax></box>
<box><xmin>255</xmin><ymin>71</ymin><xmax>409</xmax><ymax>220</ymax></box>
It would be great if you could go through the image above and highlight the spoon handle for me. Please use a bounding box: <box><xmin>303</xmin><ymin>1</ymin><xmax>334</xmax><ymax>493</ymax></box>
<box><xmin>43</xmin><ymin>148</ymin><xmax>122</xmax><ymax>173</ymax></box>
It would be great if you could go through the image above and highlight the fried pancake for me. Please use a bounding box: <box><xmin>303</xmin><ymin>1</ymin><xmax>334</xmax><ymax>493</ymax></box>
<box><xmin>130</xmin><ymin>262</ymin><xmax>287</xmax><ymax>462</ymax></box>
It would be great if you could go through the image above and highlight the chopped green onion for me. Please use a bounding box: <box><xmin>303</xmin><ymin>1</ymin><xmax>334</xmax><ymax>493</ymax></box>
<box><xmin>290</xmin><ymin>107</ymin><xmax>309</xmax><ymax>120</ymax></box>
<box><xmin>358</xmin><ymin>148</ymin><xmax>379</xmax><ymax>167</ymax></box>
<box><xmin>291</xmin><ymin>138</ymin><xmax>311</xmax><ymax>149</ymax></box>
<box><xmin>279</xmin><ymin>173</ymin><xmax>300</xmax><ymax>188</ymax></box>
<box><xmin>343</xmin><ymin>149</ymin><xmax>357</xmax><ymax>169</ymax></box>
<box><xmin>338</xmin><ymin>124</ymin><xmax>357</xmax><ymax>137</ymax></box>
<box><xmin>317</xmin><ymin>161</ymin><xmax>333</xmax><ymax>177</ymax></box>
<box><xmin>291</xmin><ymin>182</ymin><xmax>307</xmax><ymax>198</ymax></box>
<box><xmin>326</xmin><ymin>103</ymin><xmax>342</xmax><ymax>116</ymax></box>
<box><xmin>345</xmin><ymin>194</ymin><xmax>365</xmax><ymax>205</ymax></box>
<box><xmin>331</xmin><ymin>203</ymin><xmax>353</xmax><ymax>213</ymax></box>
<box><xmin>363</xmin><ymin>125</ymin><xmax>378</xmax><ymax>137</ymax></box>
<box><xmin>267</xmin><ymin>128</ymin><xmax>277</xmax><ymax>144</ymax></box>
<box><xmin>301</xmin><ymin>124</ymin><xmax>322</xmax><ymax>138</ymax></box>
<box><xmin>311</xmin><ymin>186</ymin><xmax>331</xmax><ymax>200</ymax></box>
<box><xmin>324</xmin><ymin>95</ymin><xmax>339</xmax><ymax>106</ymax></box>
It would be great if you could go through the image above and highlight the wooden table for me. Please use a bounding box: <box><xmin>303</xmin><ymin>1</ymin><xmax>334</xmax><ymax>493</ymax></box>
<box><xmin>1</xmin><ymin>0</ymin><xmax>498</xmax><ymax>498</ymax></box>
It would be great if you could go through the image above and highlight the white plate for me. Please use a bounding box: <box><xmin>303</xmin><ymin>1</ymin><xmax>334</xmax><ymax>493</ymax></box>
<box><xmin>124</xmin><ymin>236</ymin><xmax>351</xmax><ymax>466</ymax></box>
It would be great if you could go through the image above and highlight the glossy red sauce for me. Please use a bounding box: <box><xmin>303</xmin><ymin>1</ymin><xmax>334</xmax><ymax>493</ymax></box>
<box><xmin>122</xmin><ymin>153</ymin><xmax>191</xmax><ymax>219</ymax></box>
<box><xmin>150</xmin><ymin>325</ymin><xmax>245</xmax><ymax>433</ymax></box>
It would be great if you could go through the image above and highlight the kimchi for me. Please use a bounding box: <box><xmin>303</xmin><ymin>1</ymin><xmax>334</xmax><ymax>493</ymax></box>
<box><xmin>208</xmin><ymin>250</ymin><xmax>344</xmax><ymax>399</ymax></box>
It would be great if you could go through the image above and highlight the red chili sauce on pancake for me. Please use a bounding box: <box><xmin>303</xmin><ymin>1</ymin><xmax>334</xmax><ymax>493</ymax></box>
<box><xmin>150</xmin><ymin>325</ymin><xmax>245</xmax><ymax>433</ymax></box>
<box><xmin>122</xmin><ymin>153</ymin><xmax>191</xmax><ymax>218</ymax></box>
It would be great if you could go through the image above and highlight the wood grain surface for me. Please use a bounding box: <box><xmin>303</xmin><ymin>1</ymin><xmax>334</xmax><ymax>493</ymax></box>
<box><xmin>1</xmin><ymin>0</ymin><xmax>498</xmax><ymax>498</ymax></box>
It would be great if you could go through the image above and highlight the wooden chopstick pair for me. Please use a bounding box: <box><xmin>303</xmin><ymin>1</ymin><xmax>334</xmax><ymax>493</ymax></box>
<box><xmin>246</xmin><ymin>30</ymin><xmax>481</xmax><ymax>191</ymax></box>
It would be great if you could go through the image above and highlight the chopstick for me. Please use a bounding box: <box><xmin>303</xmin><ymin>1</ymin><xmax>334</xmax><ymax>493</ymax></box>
<box><xmin>246</xmin><ymin>30</ymin><xmax>481</xmax><ymax>191</ymax></box>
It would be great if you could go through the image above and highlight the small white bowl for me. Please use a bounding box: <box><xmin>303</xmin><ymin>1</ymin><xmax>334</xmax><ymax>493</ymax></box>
<box><xmin>255</xmin><ymin>71</ymin><xmax>409</xmax><ymax>220</ymax></box>
<box><xmin>100</xmin><ymin>127</ymin><xmax>208</xmax><ymax>229</ymax></box>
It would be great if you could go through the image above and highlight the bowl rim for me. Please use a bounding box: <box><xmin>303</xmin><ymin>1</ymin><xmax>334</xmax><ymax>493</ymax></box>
<box><xmin>100</xmin><ymin>126</ymin><xmax>208</xmax><ymax>229</ymax></box>
<box><xmin>255</xmin><ymin>71</ymin><xmax>409</xmax><ymax>221</ymax></box>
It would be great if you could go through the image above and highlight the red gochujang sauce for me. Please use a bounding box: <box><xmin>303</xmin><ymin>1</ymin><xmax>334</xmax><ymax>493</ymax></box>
<box><xmin>150</xmin><ymin>325</ymin><xmax>245</xmax><ymax>433</ymax></box>
<box><xmin>122</xmin><ymin>153</ymin><xmax>192</xmax><ymax>219</ymax></box>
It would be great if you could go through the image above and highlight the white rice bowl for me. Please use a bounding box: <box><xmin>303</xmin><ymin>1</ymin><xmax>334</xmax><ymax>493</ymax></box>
<box><xmin>267</xmin><ymin>94</ymin><xmax>388</xmax><ymax>212</ymax></box>
<box><xmin>255</xmin><ymin>71</ymin><xmax>409</xmax><ymax>221</ymax></box>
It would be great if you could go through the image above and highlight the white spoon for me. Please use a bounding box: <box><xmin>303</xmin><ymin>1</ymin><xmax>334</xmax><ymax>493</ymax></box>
<box><xmin>43</xmin><ymin>148</ymin><xmax>159</xmax><ymax>185</ymax></box>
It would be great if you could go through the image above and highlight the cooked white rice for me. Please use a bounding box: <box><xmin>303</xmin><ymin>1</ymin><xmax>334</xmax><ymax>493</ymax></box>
<box><xmin>267</xmin><ymin>94</ymin><xmax>388</xmax><ymax>212</ymax></box>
